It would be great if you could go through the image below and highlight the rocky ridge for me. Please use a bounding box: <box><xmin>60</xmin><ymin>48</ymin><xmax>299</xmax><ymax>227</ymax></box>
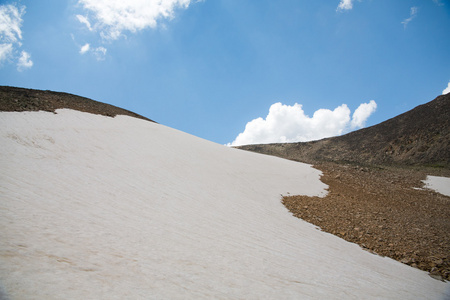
<box><xmin>0</xmin><ymin>86</ymin><xmax>154</xmax><ymax>123</ymax></box>
<box><xmin>238</xmin><ymin>93</ymin><xmax>450</xmax><ymax>168</ymax></box>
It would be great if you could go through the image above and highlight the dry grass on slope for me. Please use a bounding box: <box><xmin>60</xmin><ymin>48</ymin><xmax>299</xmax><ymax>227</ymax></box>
<box><xmin>283</xmin><ymin>162</ymin><xmax>450</xmax><ymax>281</ymax></box>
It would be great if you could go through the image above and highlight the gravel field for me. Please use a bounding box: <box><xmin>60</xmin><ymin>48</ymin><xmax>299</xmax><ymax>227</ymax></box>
<box><xmin>283</xmin><ymin>162</ymin><xmax>450</xmax><ymax>281</ymax></box>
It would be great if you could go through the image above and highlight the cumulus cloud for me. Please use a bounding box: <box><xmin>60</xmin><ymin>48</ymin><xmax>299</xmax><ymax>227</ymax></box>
<box><xmin>401</xmin><ymin>6</ymin><xmax>418</xmax><ymax>29</ymax></box>
<box><xmin>76</xmin><ymin>0</ymin><xmax>195</xmax><ymax>40</ymax></box>
<box><xmin>79</xmin><ymin>43</ymin><xmax>90</xmax><ymax>54</ymax></box>
<box><xmin>0</xmin><ymin>3</ymin><xmax>32</xmax><ymax>69</ymax></box>
<box><xmin>443</xmin><ymin>81</ymin><xmax>450</xmax><ymax>95</ymax></box>
<box><xmin>17</xmin><ymin>50</ymin><xmax>32</xmax><ymax>71</ymax></box>
<box><xmin>229</xmin><ymin>101</ymin><xmax>377</xmax><ymax>146</ymax></box>
<box><xmin>351</xmin><ymin>100</ymin><xmax>377</xmax><ymax>129</ymax></box>
<box><xmin>337</xmin><ymin>0</ymin><xmax>354</xmax><ymax>11</ymax></box>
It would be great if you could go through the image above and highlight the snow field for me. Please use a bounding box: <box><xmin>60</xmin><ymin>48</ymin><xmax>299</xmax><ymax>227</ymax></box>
<box><xmin>0</xmin><ymin>109</ymin><xmax>449</xmax><ymax>299</ymax></box>
<box><xmin>423</xmin><ymin>175</ymin><xmax>450</xmax><ymax>197</ymax></box>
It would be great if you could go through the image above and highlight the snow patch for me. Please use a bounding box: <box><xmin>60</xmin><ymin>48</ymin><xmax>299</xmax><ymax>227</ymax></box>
<box><xmin>423</xmin><ymin>175</ymin><xmax>450</xmax><ymax>197</ymax></box>
<box><xmin>0</xmin><ymin>109</ymin><xmax>449</xmax><ymax>299</ymax></box>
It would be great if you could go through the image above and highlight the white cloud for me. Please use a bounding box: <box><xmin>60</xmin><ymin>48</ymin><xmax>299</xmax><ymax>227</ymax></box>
<box><xmin>350</xmin><ymin>100</ymin><xmax>377</xmax><ymax>128</ymax></box>
<box><xmin>229</xmin><ymin>101</ymin><xmax>377</xmax><ymax>146</ymax></box>
<box><xmin>80</xmin><ymin>43</ymin><xmax>90</xmax><ymax>54</ymax></box>
<box><xmin>0</xmin><ymin>43</ymin><xmax>13</xmax><ymax>62</ymax></box>
<box><xmin>94</xmin><ymin>46</ymin><xmax>107</xmax><ymax>60</ymax></box>
<box><xmin>337</xmin><ymin>0</ymin><xmax>354</xmax><ymax>11</ymax></box>
<box><xmin>71</xmin><ymin>34</ymin><xmax>107</xmax><ymax>60</ymax></box>
<box><xmin>0</xmin><ymin>4</ymin><xmax>24</xmax><ymax>44</ymax></box>
<box><xmin>443</xmin><ymin>81</ymin><xmax>450</xmax><ymax>95</ymax></box>
<box><xmin>76</xmin><ymin>14</ymin><xmax>92</xmax><ymax>31</ymax></box>
<box><xmin>17</xmin><ymin>50</ymin><xmax>32</xmax><ymax>71</ymax></box>
<box><xmin>0</xmin><ymin>3</ymin><xmax>32</xmax><ymax>70</ymax></box>
<box><xmin>401</xmin><ymin>6</ymin><xmax>418</xmax><ymax>29</ymax></box>
<box><xmin>77</xmin><ymin>0</ymin><xmax>195</xmax><ymax>40</ymax></box>
<box><xmin>432</xmin><ymin>0</ymin><xmax>444</xmax><ymax>6</ymax></box>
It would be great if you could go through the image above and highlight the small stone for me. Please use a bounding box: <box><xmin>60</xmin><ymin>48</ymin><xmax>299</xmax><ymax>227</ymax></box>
<box><xmin>401</xmin><ymin>258</ymin><xmax>412</xmax><ymax>264</ymax></box>
<box><xmin>429</xmin><ymin>273</ymin><xmax>444</xmax><ymax>281</ymax></box>
<box><xmin>432</xmin><ymin>259</ymin><xmax>444</xmax><ymax>266</ymax></box>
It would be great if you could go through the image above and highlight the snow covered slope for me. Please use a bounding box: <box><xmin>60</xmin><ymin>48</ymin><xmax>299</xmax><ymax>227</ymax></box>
<box><xmin>0</xmin><ymin>109</ymin><xmax>448</xmax><ymax>299</ymax></box>
<box><xmin>423</xmin><ymin>175</ymin><xmax>450</xmax><ymax>197</ymax></box>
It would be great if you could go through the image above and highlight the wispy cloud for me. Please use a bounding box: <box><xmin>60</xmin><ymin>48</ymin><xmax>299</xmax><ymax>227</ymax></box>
<box><xmin>76</xmin><ymin>0</ymin><xmax>196</xmax><ymax>40</ymax></box>
<box><xmin>228</xmin><ymin>101</ymin><xmax>377</xmax><ymax>146</ymax></box>
<box><xmin>94</xmin><ymin>46</ymin><xmax>107</xmax><ymax>60</ymax></box>
<box><xmin>0</xmin><ymin>43</ymin><xmax>13</xmax><ymax>62</ymax></box>
<box><xmin>17</xmin><ymin>50</ymin><xmax>33</xmax><ymax>71</ymax></box>
<box><xmin>432</xmin><ymin>0</ymin><xmax>444</xmax><ymax>6</ymax></box>
<box><xmin>76</xmin><ymin>14</ymin><xmax>92</xmax><ymax>31</ymax></box>
<box><xmin>401</xmin><ymin>6</ymin><xmax>418</xmax><ymax>29</ymax></box>
<box><xmin>71</xmin><ymin>34</ymin><xmax>107</xmax><ymax>60</ymax></box>
<box><xmin>443</xmin><ymin>81</ymin><xmax>450</xmax><ymax>95</ymax></box>
<box><xmin>0</xmin><ymin>4</ymin><xmax>23</xmax><ymax>44</ymax></box>
<box><xmin>0</xmin><ymin>3</ymin><xmax>32</xmax><ymax>70</ymax></box>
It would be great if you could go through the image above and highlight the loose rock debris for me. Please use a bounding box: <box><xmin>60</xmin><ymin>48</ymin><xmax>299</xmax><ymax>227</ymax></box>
<box><xmin>283</xmin><ymin>162</ymin><xmax>450</xmax><ymax>280</ymax></box>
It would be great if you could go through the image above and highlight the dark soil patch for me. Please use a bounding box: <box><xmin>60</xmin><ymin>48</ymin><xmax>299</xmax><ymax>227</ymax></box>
<box><xmin>283</xmin><ymin>162</ymin><xmax>450</xmax><ymax>281</ymax></box>
<box><xmin>0</xmin><ymin>86</ymin><xmax>155</xmax><ymax>122</ymax></box>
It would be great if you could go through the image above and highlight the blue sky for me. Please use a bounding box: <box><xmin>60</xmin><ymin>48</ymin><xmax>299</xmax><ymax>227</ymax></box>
<box><xmin>1</xmin><ymin>0</ymin><xmax>449</xmax><ymax>145</ymax></box>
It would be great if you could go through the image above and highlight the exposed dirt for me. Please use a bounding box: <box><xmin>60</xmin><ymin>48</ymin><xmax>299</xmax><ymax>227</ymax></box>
<box><xmin>0</xmin><ymin>86</ymin><xmax>155</xmax><ymax>123</ymax></box>
<box><xmin>283</xmin><ymin>162</ymin><xmax>450</xmax><ymax>281</ymax></box>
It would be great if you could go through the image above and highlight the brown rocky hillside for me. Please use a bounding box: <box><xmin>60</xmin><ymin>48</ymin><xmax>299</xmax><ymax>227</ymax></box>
<box><xmin>237</xmin><ymin>94</ymin><xmax>450</xmax><ymax>280</ymax></box>
<box><xmin>0</xmin><ymin>86</ymin><xmax>155</xmax><ymax>123</ymax></box>
<box><xmin>238</xmin><ymin>93</ymin><xmax>450</xmax><ymax>168</ymax></box>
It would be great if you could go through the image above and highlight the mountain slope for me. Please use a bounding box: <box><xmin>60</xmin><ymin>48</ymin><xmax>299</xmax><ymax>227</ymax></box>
<box><xmin>238</xmin><ymin>93</ymin><xmax>450</xmax><ymax>168</ymax></box>
<box><xmin>0</xmin><ymin>90</ymin><xmax>449</xmax><ymax>298</ymax></box>
<box><xmin>0</xmin><ymin>86</ymin><xmax>155</xmax><ymax>123</ymax></box>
